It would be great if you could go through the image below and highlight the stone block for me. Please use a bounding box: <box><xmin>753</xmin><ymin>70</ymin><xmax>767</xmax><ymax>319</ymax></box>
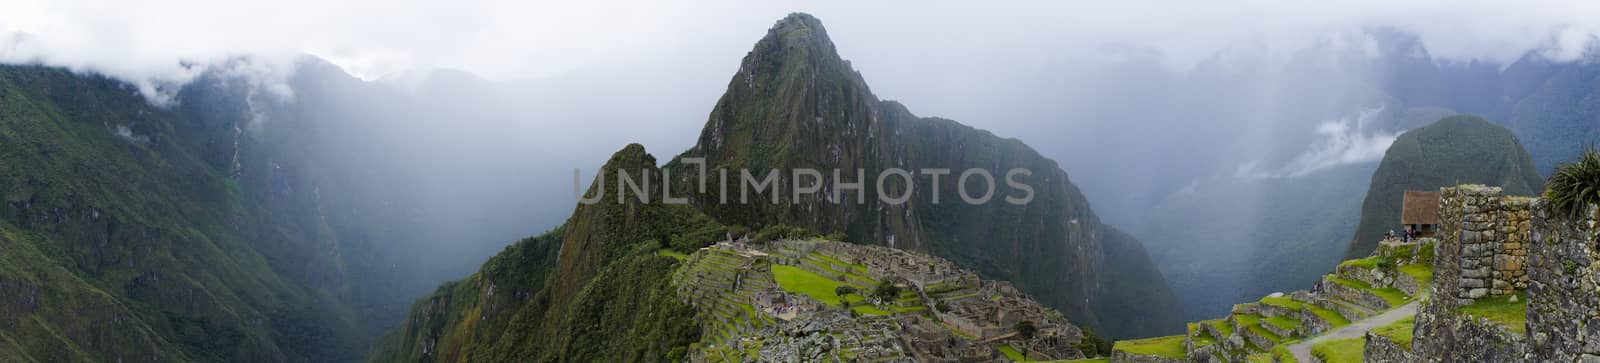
<box><xmin>1468</xmin><ymin>288</ymin><xmax>1488</xmax><ymax>298</ymax></box>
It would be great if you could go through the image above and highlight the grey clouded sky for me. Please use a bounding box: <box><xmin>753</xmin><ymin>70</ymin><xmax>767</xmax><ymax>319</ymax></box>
<box><xmin>3</xmin><ymin>0</ymin><xmax>1597</xmax><ymax>94</ymax></box>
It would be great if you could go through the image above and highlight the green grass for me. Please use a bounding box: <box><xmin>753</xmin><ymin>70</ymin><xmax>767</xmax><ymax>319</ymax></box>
<box><xmin>1112</xmin><ymin>335</ymin><xmax>1187</xmax><ymax>359</ymax></box>
<box><xmin>1207</xmin><ymin>319</ymin><xmax>1234</xmax><ymax>337</ymax></box>
<box><xmin>999</xmin><ymin>344</ymin><xmax>1027</xmax><ymax>361</ymax></box>
<box><xmin>1306</xmin><ymin>304</ymin><xmax>1351</xmax><ymax>327</ymax></box>
<box><xmin>1399</xmin><ymin>263</ymin><xmax>1434</xmax><ymax>287</ymax></box>
<box><xmin>1339</xmin><ymin>256</ymin><xmax>1381</xmax><ymax>269</ymax></box>
<box><xmin>1264</xmin><ymin>315</ymin><xmax>1300</xmax><ymax>331</ymax></box>
<box><xmin>657</xmin><ymin>249</ymin><xmax>690</xmax><ymax>261</ymax></box>
<box><xmin>772</xmin><ymin>265</ymin><xmax>866</xmax><ymax>307</ymax></box>
<box><xmin>1311</xmin><ymin>337</ymin><xmax>1364</xmax><ymax>363</ymax></box>
<box><xmin>1246</xmin><ymin>353</ymin><xmax>1272</xmax><ymax>363</ymax></box>
<box><xmin>1271</xmin><ymin>344</ymin><xmax>1299</xmax><ymax>363</ymax></box>
<box><xmin>1246</xmin><ymin>324</ymin><xmax>1282</xmax><ymax>343</ymax></box>
<box><xmin>1329</xmin><ymin>277</ymin><xmax>1411</xmax><ymax>307</ymax></box>
<box><xmin>1043</xmin><ymin>359</ymin><xmax>1109</xmax><ymax>363</ymax></box>
<box><xmin>1373</xmin><ymin>316</ymin><xmax>1415</xmax><ymax>349</ymax></box>
<box><xmin>1188</xmin><ymin>322</ymin><xmax>1219</xmax><ymax>347</ymax></box>
<box><xmin>1458</xmin><ymin>292</ymin><xmax>1528</xmax><ymax>333</ymax></box>
<box><xmin>810</xmin><ymin>252</ymin><xmax>869</xmax><ymax>274</ymax></box>
<box><xmin>1234</xmin><ymin>313</ymin><xmax>1262</xmax><ymax>328</ymax></box>
<box><xmin>1260</xmin><ymin>296</ymin><xmax>1304</xmax><ymax>310</ymax></box>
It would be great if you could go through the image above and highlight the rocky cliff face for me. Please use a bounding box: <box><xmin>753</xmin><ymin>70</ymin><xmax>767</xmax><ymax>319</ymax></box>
<box><xmin>669</xmin><ymin>13</ymin><xmax>1182</xmax><ymax>338</ymax></box>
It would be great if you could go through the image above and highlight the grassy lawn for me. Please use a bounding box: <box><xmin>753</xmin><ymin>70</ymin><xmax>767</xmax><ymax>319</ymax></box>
<box><xmin>1271</xmin><ymin>344</ymin><xmax>1299</xmax><ymax>363</ymax></box>
<box><xmin>1329</xmin><ymin>276</ymin><xmax>1411</xmax><ymax>307</ymax></box>
<box><xmin>1459</xmin><ymin>292</ymin><xmax>1528</xmax><ymax>333</ymax></box>
<box><xmin>1373</xmin><ymin>316</ymin><xmax>1415</xmax><ymax>349</ymax></box>
<box><xmin>1306</xmin><ymin>304</ymin><xmax>1351</xmax><ymax>327</ymax></box>
<box><xmin>1188</xmin><ymin>322</ymin><xmax>1219</xmax><ymax>347</ymax></box>
<box><xmin>1247</xmin><ymin>324</ymin><xmax>1282</xmax><ymax>343</ymax></box>
<box><xmin>1113</xmin><ymin>335</ymin><xmax>1187</xmax><ymax>359</ymax></box>
<box><xmin>1264</xmin><ymin>315</ymin><xmax>1300</xmax><ymax>330</ymax></box>
<box><xmin>1399</xmin><ymin>263</ymin><xmax>1434</xmax><ymax>287</ymax></box>
<box><xmin>811</xmin><ymin>252</ymin><xmax>869</xmax><ymax>274</ymax></box>
<box><xmin>772</xmin><ymin>265</ymin><xmax>865</xmax><ymax>307</ymax></box>
<box><xmin>1234</xmin><ymin>314</ymin><xmax>1262</xmax><ymax>328</ymax></box>
<box><xmin>999</xmin><ymin>344</ymin><xmax>1027</xmax><ymax>361</ymax></box>
<box><xmin>1246</xmin><ymin>353</ymin><xmax>1272</xmax><ymax>363</ymax></box>
<box><xmin>1206</xmin><ymin>319</ymin><xmax>1234</xmax><ymax>337</ymax></box>
<box><xmin>656</xmin><ymin>249</ymin><xmax>690</xmax><ymax>261</ymax></box>
<box><xmin>1312</xmin><ymin>337</ymin><xmax>1364</xmax><ymax>363</ymax></box>
<box><xmin>1339</xmin><ymin>256</ymin><xmax>1382</xmax><ymax>269</ymax></box>
<box><xmin>1260</xmin><ymin>296</ymin><xmax>1304</xmax><ymax>310</ymax></box>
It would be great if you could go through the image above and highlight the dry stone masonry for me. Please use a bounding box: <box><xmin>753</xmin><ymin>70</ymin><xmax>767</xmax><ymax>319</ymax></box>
<box><xmin>1525</xmin><ymin>199</ymin><xmax>1600</xmax><ymax>362</ymax></box>
<box><xmin>1437</xmin><ymin>185</ymin><xmax>1531</xmax><ymax>304</ymax></box>
<box><xmin>678</xmin><ymin>239</ymin><xmax>1086</xmax><ymax>362</ymax></box>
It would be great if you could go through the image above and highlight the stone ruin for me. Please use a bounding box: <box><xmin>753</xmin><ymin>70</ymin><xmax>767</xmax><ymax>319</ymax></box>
<box><xmin>1409</xmin><ymin>185</ymin><xmax>1600</xmax><ymax>362</ymax></box>
<box><xmin>1525</xmin><ymin>198</ymin><xmax>1600</xmax><ymax>361</ymax></box>
<box><xmin>1435</xmin><ymin>185</ymin><xmax>1533</xmax><ymax>304</ymax></box>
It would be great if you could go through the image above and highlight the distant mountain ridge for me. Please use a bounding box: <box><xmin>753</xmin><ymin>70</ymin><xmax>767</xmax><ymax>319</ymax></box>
<box><xmin>1345</xmin><ymin>115</ymin><xmax>1543</xmax><ymax>258</ymax></box>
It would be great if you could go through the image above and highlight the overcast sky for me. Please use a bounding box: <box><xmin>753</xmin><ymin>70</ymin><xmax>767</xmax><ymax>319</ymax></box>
<box><xmin>3</xmin><ymin>0</ymin><xmax>1597</xmax><ymax>99</ymax></box>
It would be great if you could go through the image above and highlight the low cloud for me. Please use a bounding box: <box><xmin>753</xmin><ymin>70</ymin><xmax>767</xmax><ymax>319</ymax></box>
<box><xmin>5</xmin><ymin>0</ymin><xmax>1600</xmax><ymax>109</ymax></box>
<box><xmin>1236</xmin><ymin>107</ymin><xmax>1399</xmax><ymax>180</ymax></box>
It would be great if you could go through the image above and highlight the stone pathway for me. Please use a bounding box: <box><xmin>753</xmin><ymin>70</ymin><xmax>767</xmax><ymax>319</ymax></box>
<box><xmin>1286</xmin><ymin>301</ymin><xmax>1418</xmax><ymax>363</ymax></box>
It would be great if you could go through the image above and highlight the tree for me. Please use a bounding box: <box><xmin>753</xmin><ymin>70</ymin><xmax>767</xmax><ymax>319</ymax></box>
<box><xmin>834</xmin><ymin>285</ymin><xmax>857</xmax><ymax>305</ymax></box>
<box><xmin>1075</xmin><ymin>327</ymin><xmax>1113</xmax><ymax>357</ymax></box>
<box><xmin>872</xmin><ymin>281</ymin><xmax>901</xmax><ymax>301</ymax></box>
<box><xmin>1014</xmin><ymin>320</ymin><xmax>1038</xmax><ymax>339</ymax></box>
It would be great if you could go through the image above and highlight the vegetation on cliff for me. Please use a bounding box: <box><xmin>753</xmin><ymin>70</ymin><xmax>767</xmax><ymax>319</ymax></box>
<box><xmin>1345</xmin><ymin>115</ymin><xmax>1542</xmax><ymax>258</ymax></box>
<box><xmin>368</xmin><ymin>144</ymin><xmax>726</xmax><ymax>362</ymax></box>
<box><xmin>667</xmin><ymin>12</ymin><xmax>1182</xmax><ymax>338</ymax></box>
<box><xmin>1544</xmin><ymin>148</ymin><xmax>1600</xmax><ymax>217</ymax></box>
<box><xmin>0</xmin><ymin>64</ymin><xmax>365</xmax><ymax>361</ymax></box>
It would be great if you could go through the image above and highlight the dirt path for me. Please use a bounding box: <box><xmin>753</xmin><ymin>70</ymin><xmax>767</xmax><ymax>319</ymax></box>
<box><xmin>1286</xmin><ymin>301</ymin><xmax>1418</xmax><ymax>363</ymax></box>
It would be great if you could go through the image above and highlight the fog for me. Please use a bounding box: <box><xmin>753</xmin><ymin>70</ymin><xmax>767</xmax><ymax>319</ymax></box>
<box><xmin>6</xmin><ymin>0</ymin><xmax>1600</xmax><ymax>320</ymax></box>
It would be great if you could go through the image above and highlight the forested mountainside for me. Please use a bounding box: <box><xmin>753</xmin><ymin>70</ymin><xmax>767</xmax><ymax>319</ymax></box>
<box><xmin>1345</xmin><ymin>115</ymin><xmax>1543</xmax><ymax>258</ymax></box>
<box><xmin>0</xmin><ymin>65</ymin><xmax>362</xmax><ymax>361</ymax></box>
<box><xmin>369</xmin><ymin>144</ymin><xmax>717</xmax><ymax>362</ymax></box>
<box><xmin>370</xmin><ymin>13</ymin><xmax>1186</xmax><ymax>362</ymax></box>
<box><xmin>667</xmin><ymin>13</ymin><xmax>1182</xmax><ymax>338</ymax></box>
<box><xmin>0</xmin><ymin>55</ymin><xmax>589</xmax><ymax>361</ymax></box>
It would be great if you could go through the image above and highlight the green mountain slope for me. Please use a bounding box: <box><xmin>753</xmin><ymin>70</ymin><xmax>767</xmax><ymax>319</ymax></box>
<box><xmin>1344</xmin><ymin>115</ymin><xmax>1542</xmax><ymax>257</ymax></box>
<box><xmin>667</xmin><ymin>13</ymin><xmax>1182</xmax><ymax>338</ymax></box>
<box><xmin>367</xmin><ymin>144</ymin><xmax>718</xmax><ymax>362</ymax></box>
<box><xmin>0</xmin><ymin>65</ymin><xmax>363</xmax><ymax>361</ymax></box>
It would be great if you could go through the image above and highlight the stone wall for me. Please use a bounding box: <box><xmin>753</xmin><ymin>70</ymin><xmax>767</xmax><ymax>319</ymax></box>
<box><xmin>1413</xmin><ymin>310</ymin><xmax>1528</xmax><ymax>362</ymax></box>
<box><xmin>1436</xmin><ymin>185</ymin><xmax>1531</xmax><ymax>305</ymax></box>
<box><xmin>1525</xmin><ymin>200</ymin><xmax>1600</xmax><ymax>362</ymax></box>
<box><xmin>1364</xmin><ymin>330</ymin><xmax>1416</xmax><ymax>362</ymax></box>
<box><xmin>1493</xmin><ymin>197</ymin><xmax>1533</xmax><ymax>295</ymax></box>
<box><xmin>1412</xmin><ymin>185</ymin><xmax>1534</xmax><ymax>362</ymax></box>
<box><xmin>1109</xmin><ymin>350</ymin><xmax>1186</xmax><ymax>363</ymax></box>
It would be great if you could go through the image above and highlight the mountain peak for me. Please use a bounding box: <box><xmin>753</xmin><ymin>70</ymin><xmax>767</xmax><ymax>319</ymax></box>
<box><xmin>750</xmin><ymin>12</ymin><xmax>844</xmax><ymax>70</ymax></box>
